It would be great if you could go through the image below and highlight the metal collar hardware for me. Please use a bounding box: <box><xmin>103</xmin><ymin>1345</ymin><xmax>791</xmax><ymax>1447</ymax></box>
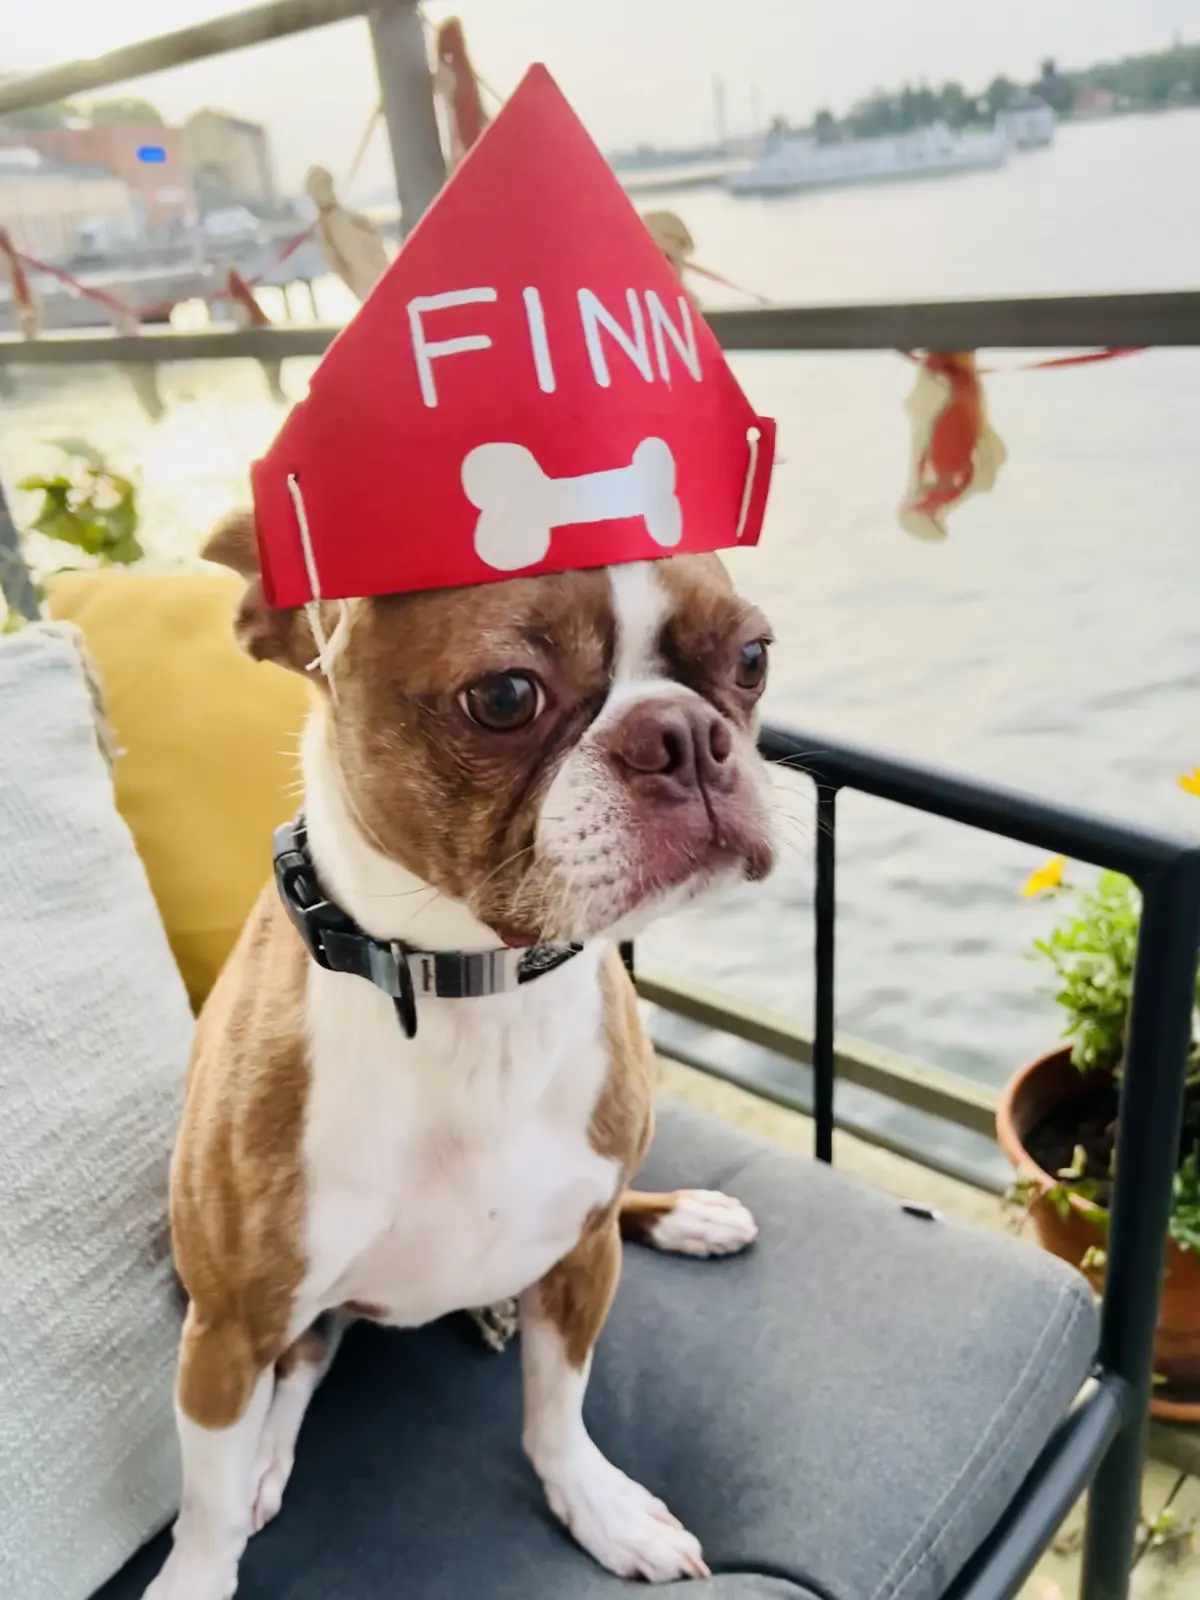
<box><xmin>272</xmin><ymin>815</ymin><xmax>581</xmax><ymax>1039</ymax></box>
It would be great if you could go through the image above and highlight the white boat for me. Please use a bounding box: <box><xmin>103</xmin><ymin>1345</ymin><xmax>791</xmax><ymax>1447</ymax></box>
<box><xmin>995</xmin><ymin>93</ymin><xmax>1056</xmax><ymax>150</ymax></box>
<box><xmin>726</xmin><ymin>120</ymin><xmax>1008</xmax><ymax>197</ymax></box>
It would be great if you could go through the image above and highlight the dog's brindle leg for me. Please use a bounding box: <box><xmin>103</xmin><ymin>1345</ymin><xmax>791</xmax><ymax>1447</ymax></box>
<box><xmin>520</xmin><ymin>1215</ymin><xmax>710</xmax><ymax>1583</ymax></box>
<box><xmin>619</xmin><ymin>1188</ymin><xmax>758</xmax><ymax>1257</ymax></box>
<box><xmin>144</xmin><ymin>1313</ymin><xmax>274</xmax><ymax>1600</ymax></box>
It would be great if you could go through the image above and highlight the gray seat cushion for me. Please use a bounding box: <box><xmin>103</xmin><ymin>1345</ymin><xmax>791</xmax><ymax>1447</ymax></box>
<box><xmin>94</xmin><ymin>1100</ymin><xmax>1096</xmax><ymax>1600</ymax></box>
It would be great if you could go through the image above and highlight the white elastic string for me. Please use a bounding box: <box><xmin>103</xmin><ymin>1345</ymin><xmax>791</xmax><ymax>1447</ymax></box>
<box><xmin>734</xmin><ymin>426</ymin><xmax>762</xmax><ymax>542</ymax></box>
<box><xmin>286</xmin><ymin>472</ymin><xmax>348</xmax><ymax>699</ymax></box>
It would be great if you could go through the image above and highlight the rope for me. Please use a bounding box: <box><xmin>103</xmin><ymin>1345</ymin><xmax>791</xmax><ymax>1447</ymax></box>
<box><xmin>286</xmin><ymin>472</ymin><xmax>348</xmax><ymax>697</ymax></box>
<box><xmin>899</xmin><ymin>346</ymin><xmax>1146</xmax><ymax>374</ymax></box>
<box><xmin>684</xmin><ymin>260</ymin><xmax>772</xmax><ymax>305</ymax></box>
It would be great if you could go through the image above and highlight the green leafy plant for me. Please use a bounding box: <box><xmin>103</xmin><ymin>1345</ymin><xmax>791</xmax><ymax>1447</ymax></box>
<box><xmin>17</xmin><ymin>438</ymin><xmax>143</xmax><ymax>567</ymax></box>
<box><xmin>1027</xmin><ymin>865</ymin><xmax>1200</xmax><ymax>1258</ymax></box>
<box><xmin>1171</xmin><ymin>1152</ymin><xmax>1200</xmax><ymax>1257</ymax></box>
<box><xmin>1033</xmin><ymin>870</ymin><xmax>1141</xmax><ymax>1072</ymax></box>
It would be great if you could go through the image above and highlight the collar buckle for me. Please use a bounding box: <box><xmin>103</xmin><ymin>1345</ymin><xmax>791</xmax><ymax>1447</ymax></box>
<box><xmin>272</xmin><ymin>815</ymin><xmax>579</xmax><ymax>1042</ymax></box>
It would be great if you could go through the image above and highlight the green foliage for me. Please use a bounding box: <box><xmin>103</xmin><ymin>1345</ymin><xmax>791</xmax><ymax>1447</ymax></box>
<box><xmin>1034</xmin><ymin>871</ymin><xmax>1142</xmax><ymax>1071</ymax></box>
<box><xmin>982</xmin><ymin>76</ymin><xmax>1018</xmax><ymax>115</ymax></box>
<box><xmin>17</xmin><ymin>438</ymin><xmax>143</xmax><ymax>567</ymax></box>
<box><xmin>794</xmin><ymin>42</ymin><xmax>1198</xmax><ymax>147</ymax></box>
<box><xmin>0</xmin><ymin>99</ymin><xmax>80</xmax><ymax>130</ymax></box>
<box><xmin>86</xmin><ymin>97</ymin><xmax>164</xmax><ymax>125</ymax></box>
<box><xmin>1170</xmin><ymin>1152</ymin><xmax>1200</xmax><ymax>1258</ymax></box>
<box><xmin>1029</xmin><ymin>871</ymin><xmax>1200</xmax><ymax>1260</ymax></box>
<box><xmin>844</xmin><ymin>82</ymin><xmax>987</xmax><ymax>139</ymax></box>
<box><xmin>1069</xmin><ymin>43</ymin><xmax>1200</xmax><ymax>108</ymax></box>
<box><xmin>0</xmin><ymin>92</ymin><xmax>164</xmax><ymax>131</ymax></box>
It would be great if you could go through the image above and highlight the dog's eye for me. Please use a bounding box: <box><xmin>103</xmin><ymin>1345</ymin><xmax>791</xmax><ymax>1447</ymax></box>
<box><xmin>460</xmin><ymin>672</ymin><xmax>544</xmax><ymax>732</ymax></box>
<box><xmin>735</xmin><ymin>639</ymin><xmax>769</xmax><ymax>691</ymax></box>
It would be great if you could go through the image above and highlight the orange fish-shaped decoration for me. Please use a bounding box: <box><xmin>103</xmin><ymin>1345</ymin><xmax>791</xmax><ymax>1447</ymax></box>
<box><xmin>898</xmin><ymin>351</ymin><xmax>1006</xmax><ymax>541</ymax></box>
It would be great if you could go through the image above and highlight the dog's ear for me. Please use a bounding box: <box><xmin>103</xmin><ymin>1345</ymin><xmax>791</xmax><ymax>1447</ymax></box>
<box><xmin>202</xmin><ymin>508</ymin><xmax>311</xmax><ymax>670</ymax></box>
<box><xmin>201</xmin><ymin>508</ymin><xmax>260</xmax><ymax>578</ymax></box>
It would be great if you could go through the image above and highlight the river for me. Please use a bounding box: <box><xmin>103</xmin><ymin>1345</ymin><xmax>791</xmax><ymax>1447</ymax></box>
<box><xmin>3</xmin><ymin>110</ymin><xmax>1198</xmax><ymax>1179</ymax></box>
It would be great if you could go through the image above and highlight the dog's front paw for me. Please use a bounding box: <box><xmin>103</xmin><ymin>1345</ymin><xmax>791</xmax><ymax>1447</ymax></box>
<box><xmin>141</xmin><ymin>1547</ymin><xmax>237</xmax><ymax>1600</ymax></box>
<box><xmin>649</xmin><ymin>1189</ymin><xmax>758</xmax><ymax>1256</ymax></box>
<box><xmin>542</xmin><ymin>1444</ymin><xmax>709</xmax><ymax>1582</ymax></box>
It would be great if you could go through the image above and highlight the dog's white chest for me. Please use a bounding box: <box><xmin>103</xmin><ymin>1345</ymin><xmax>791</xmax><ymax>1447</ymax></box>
<box><xmin>299</xmin><ymin>960</ymin><xmax>619</xmax><ymax>1330</ymax></box>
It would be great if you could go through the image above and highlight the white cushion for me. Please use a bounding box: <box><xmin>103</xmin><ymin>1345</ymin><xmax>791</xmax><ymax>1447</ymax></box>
<box><xmin>0</xmin><ymin>624</ymin><xmax>192</xmax><ymax>1600</ymax></box>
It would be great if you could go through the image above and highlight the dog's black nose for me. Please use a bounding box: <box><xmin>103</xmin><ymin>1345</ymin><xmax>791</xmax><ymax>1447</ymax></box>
<box><xmin>604</xmin><ymin>698</ymin><xmax>735</xmax><ymax>800</ymax></box>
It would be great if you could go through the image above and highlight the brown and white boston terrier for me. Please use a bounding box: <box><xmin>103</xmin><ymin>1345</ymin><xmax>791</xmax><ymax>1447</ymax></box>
<box><xmin>145</xmin><ymin>513</ymin><xmax>779</xmax><ymax>1600</ymax></box>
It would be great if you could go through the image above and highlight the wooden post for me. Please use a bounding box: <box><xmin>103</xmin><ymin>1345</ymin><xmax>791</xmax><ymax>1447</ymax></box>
<box><xmin>369</xmin><ymin>1</ymin><xmax>445</xmax><ymax>236</ymax></box>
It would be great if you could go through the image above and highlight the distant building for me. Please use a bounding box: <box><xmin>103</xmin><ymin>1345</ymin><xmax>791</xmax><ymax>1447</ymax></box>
<box><xmin>182</xmin><ymin>109</ymin><xmax>277</xmax><ymax>212</ymax></box>
<box><xmin>0</xmin><ymin>146</ymin><xmax>136</xmax><ymax>257</ymax></box>
<box><xmin>1073</xmin><ymin>85</ymin><xmax>1118</xmax><ymax>119</ymax></box>
<box><xmin>3</xmin><ymin>121</ymin><xmax>194</xmax><ymax>236</ymax></box>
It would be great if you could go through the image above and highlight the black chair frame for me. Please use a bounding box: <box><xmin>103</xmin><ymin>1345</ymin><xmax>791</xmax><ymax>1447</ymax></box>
<box><xmin>627</xmin><ymin>722</ymin><xmax>1200</xmax><ymax>1600</ymax></box>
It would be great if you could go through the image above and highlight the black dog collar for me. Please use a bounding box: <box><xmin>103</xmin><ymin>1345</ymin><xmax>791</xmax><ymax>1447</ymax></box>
<box><xmin>273</xmin><ymin>816</ymin><xmax>581</xmax><ymax>1039</ymax></box>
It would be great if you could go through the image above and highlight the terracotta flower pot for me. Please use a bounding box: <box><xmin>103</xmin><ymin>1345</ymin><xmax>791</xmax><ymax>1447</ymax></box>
<box><xmin>996</xmin><ymin>1046</ymin><xmax>1200</xmax><ymax>1422</ymax></box>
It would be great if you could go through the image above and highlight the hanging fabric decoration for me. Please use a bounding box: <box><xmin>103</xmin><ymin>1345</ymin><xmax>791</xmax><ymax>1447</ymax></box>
<box><xmin>303</xmin><ymin>165</ymin><xmax>389</xmax><ymax>304</ymax></box>
<box><xmin>642</xmin><ymin>209</ymin><xmax>771</xmax><ymax>304</ymax></box>
<box><xmin>0</xmin><ymin>228</ymin><xmax>38</xmax><ymax>340</ymax></box>
<box><xmin>642</xmin><ymin>210</ymin><xmax>695</xmax><ymax>280</ymax></box>
<box><xmin>227</xmin><ymin>269</ymin><xmax>287</xmax><ymax>405</ymax></box>
<box><xmin>898</xmin><ymin>351</ymin><xmax>1006</xmax><ymax>542</ymax></box>
<box><xmin>114</xmin><ymin>307</ymin><xmax>166</xmax><ymax>423</ymax></box>
<box><xmin>434</xmin><ymin>17</ymin><xmax>490</xmax><ymax>171</ymax></box>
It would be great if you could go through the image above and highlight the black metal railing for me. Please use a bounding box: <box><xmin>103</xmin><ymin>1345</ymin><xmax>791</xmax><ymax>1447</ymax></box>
<box><xmin>748</xmin><ymin>722</ymin><xmax>1200</xmax><ymax>1600</ymax></box>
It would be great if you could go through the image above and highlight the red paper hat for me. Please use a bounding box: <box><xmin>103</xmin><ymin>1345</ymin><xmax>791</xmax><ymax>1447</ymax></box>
<box><xmin>251</xmin><ymin>64</ymin><xmax>776</xmax><ymax>609</ymax></box>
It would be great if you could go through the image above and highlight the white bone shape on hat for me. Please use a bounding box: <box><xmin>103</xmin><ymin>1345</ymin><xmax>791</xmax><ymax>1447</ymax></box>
<box><xmin>461</xmin><ymin>438</ymin><xmax>683</xmax><ymax>572</ymax></box>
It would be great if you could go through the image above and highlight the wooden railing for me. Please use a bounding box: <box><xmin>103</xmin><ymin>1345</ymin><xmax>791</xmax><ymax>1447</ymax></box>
<box><xmin>1</xmin><ymin>290</ymin><xmax>1197</xmax><ymax>365</ymax></box>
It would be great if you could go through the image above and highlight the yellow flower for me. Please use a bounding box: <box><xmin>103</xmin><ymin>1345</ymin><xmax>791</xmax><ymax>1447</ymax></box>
<box><xmin>1179</xmin><ymin>770</ymin><xmax>1200</xmax><ymax>797</ymax></box>
<box><xmin>1022</xmin><ymin>854</ymin><xmax>1066</xmax><ymax>898</ymax></box>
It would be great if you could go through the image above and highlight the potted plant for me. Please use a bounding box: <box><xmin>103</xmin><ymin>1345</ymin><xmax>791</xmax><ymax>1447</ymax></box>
<box><xmin>997</xmin><ymin>859</ymin><xmax>1200</xmax><ymax>1421</ymax></box>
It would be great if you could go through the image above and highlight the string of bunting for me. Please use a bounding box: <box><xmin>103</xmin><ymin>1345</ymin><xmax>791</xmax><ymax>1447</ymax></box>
<box><xmin>0</xmin><ymin>0</ymin><xmax>1157</xmax><ymax>554</ymax></box>
<box><xmin>0</xmin><ymin>99</ymin><xmax>383</xmax><ymax>416</ymax></box>
<box><xmin>900</xmin><ymin>345</ymin><xmax>1146</xmax><ymax>375</ymax></box>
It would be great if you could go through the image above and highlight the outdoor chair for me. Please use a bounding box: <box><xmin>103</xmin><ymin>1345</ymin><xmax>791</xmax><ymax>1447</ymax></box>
<box><xmin>98</xmin><ymin>733</ymin><xmax>1198</xmax><ymax>1600</ymax></box>
<box><xmin>3</xmin><ymin>618</ymin><xmax>1194</xmax><ymax>1600</ymax></box>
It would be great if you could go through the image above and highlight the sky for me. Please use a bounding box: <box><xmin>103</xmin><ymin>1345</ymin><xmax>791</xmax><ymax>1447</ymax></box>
<box><xmin>9</xmin><ymin>0</ymin><xmax>1200</xmax><ymax>195</ymax></box>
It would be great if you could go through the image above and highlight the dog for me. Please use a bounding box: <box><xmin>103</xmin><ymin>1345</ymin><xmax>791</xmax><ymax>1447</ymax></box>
<box><xmin>144</xmin><ymin>511</ymin><xmax>779</xmax><ymax>1600</ymax></box>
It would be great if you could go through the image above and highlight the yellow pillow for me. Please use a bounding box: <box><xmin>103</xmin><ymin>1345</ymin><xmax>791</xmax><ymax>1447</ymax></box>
<box><xmin>47</xmin><ymin>571</ymin><xmax>309</xmax><ymax>1011</ymax></box>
